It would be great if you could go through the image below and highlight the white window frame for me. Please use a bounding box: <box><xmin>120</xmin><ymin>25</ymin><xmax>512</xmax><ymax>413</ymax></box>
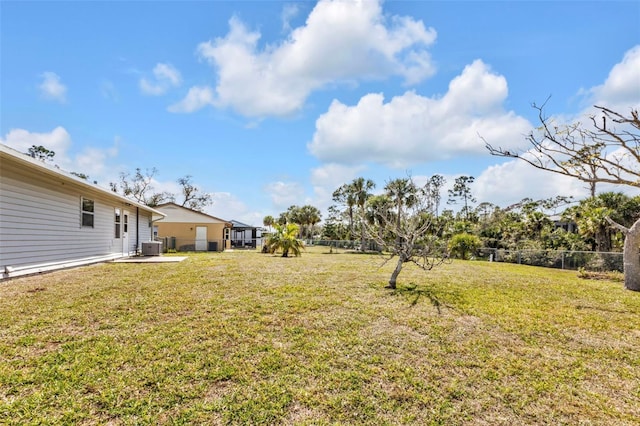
<box><xmin>81</xmin><ymin>197</ymin><xmax>95</xmax><ymax>228</ymax></box>
<box><xmin>114</xmin><ymin>208</ymin><xmax>121</xmax><ymax>238</ymax></box>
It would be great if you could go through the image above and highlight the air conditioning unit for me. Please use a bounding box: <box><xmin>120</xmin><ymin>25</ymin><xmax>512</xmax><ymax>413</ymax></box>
<box><xmin>141</xmin><ymin>241</ymin><xmax>162</xmax><ymax>256</ymax></box>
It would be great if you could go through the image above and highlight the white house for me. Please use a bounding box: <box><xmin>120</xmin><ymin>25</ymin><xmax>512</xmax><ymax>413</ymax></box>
<box><xmin>0</xmin><ymin>143</ymin><xmax>165</xmax><ymax>279</ymax></box>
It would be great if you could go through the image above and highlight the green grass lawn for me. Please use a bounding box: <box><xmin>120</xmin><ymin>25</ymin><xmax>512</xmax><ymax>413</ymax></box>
<box><xmin>1</xmin><ymin>247</ymin><xmax>638</xmax><ymax>425</ymax></box>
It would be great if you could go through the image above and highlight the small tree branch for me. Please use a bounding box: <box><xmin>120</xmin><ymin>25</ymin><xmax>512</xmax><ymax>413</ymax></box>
<box><xmin>605</xmin><ymin>216</ymin><xmax>629</xmax><ymax>234</ymax></box>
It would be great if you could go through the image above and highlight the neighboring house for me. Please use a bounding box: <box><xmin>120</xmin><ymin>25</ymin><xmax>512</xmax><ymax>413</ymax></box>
<box><xmin>230</xmin><ymin>220</ymin><xmax>262</xmax><ymax>249</ymax></box>
<box><xmin>0</xmin><ymin>143</ymin><xmax>165</xmax><ymax>279</ymax></box>
<box><xmin>550</xmin><ymin>214</ymin><xmax>578</xmax><ymax>233</ymax></box>
<box><xmin>154</xmin><ymin>203</ymin><xmax>232</xmax><ymax>252</ymax></box>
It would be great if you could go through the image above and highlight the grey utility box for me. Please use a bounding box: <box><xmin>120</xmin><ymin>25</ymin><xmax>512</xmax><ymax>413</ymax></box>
<box><xmin>141</xmin><ymin>241</ymin><xmax>163</xmax><ymax>256</ymax></box>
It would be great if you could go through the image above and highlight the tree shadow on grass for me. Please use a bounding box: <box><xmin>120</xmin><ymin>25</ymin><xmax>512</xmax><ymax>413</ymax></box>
<box><xmin>320</xmin><ymin>248</ymin><xmax>382</xmax><ymax>255</ymax></box>
<box><xmin>390</xmin><ymin>283</ymin><xmax>467</xmax><ymax>314</ymax></box>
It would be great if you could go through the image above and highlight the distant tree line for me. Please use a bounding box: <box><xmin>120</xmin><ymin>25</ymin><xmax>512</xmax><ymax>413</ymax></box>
<box><xmin>260</xmin><ymin>173</ymin><xmax>638</xmax><ymax>288</ymax></box>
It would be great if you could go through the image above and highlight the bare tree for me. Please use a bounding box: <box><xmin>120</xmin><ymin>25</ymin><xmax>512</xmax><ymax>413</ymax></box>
<box><xmin>177</xmin><ymin>175</ymin><xmax>212</xmax><ymax>212</ymax></box>
<box><xmin>363</xmin><ymin>177</ymin><xmax>448</xmax><ymax>289</ymax></box>
<box><xmin>486</xmin><ymin>103</ymin><xmax>640</xmax><ymax>291</ymax></box>
<box><xmin>486</xmin><ymin>103</ymin><xmax>639</xmax><ymax>188</ymax></box>
<box><xmin>109</xmin><ymin>167</ymin><xmax>173</xmax><ymax>207</ymax></box>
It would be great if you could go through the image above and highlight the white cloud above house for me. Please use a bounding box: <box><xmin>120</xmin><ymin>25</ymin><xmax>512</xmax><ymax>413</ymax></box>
<box><xmin>307</xmin><ymin>59</ymin><xmax>532</xmax><ymax>168</ymax></box>
<box><xmin>1</xmin><ymin>127</ymin><xmax>72</xmax><ymax>158</ymax></box>
<box><xmin>176</xmin><ymin>0</ymin><xmax>437</xmax><ymax>117</ymax></box>
<box><xmin>74</xmin><ymin>145</ymin><xmax>119</xmax><ymax>178</ymax></box>
<box><xmin>206</xmin><ymin>192</ymin><xmax>266</xmax><ymax>225</ymax></box>
<box><xmin>140</xmin><ymin>63</ymin><xmax>182</xmax><ymax>96</ymax></box>
<box><xmin>38</xmin><ymin>72</ymin><xmax>67</xmax><ymax>103</ymax></box>
<box><xmin>0</xmin><ymin>127</ymin><xmax>120</xmax><ymax>184</ymax></box>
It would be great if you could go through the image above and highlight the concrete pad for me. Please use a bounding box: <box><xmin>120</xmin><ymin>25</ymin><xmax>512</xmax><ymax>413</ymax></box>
<box><xmin>113</xmin><ymin>256</ymin><xmax>187</xmax><ymax>263</ymax></box>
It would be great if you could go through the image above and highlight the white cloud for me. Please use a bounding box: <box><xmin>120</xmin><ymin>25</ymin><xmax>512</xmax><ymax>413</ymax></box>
<box><xmin>474</xmin><ymin>154</ymin><xmax>640</xmax><ymax>209</ymax></box>
<box><xmin>38</xmin><ymin>72</ymin><xmax>67</xmax><ymax>103</ymax></box>
<box><xmin>1</xmin><ymin>127</ymin><xmax>121</xmax><ymax>185</ymax></box>
<box><xmin>474</xmin><ymin>159</ymin><xmax>589</xmax><ymax>208</ymax></box>
<box><xmin>588</xmin><ymin>44</ymin><xmax>640</xmax><ymax>109</ymax></box>
<box><xmin>205</xmin><ymin>192</ymin><xmax>267</xmax><ymax>225</ymax></box>
<box><xmin>140</xmin><ymin>63</ymin><xmax>182</xmax><ymax>96</ymax></box>
<box><xmin>308</xmin><ymin>60</ymin><xmax>532</xmax><ymax>168</ymax></box>
<box><xmin>185</xmin><ymin>0</ymin><xmax>436</xmax><ymax>117</ymax></box>
<box><xmin>74</xmin><ymin>146</ymin><xmax>118</xmax><ymax>177</ymax></box>
<box><xmin>100</xmin><ymin>80</ymin><xmax>119</xmax><ymax>101</ymax></box>
<box><xmin>475</xmin><ymin>46</ymin><xmax>640</xmax><ymax>208</ymax></box>
<box><xmin>281</xmin><ymin>3</ymin><xmax>299</xmax><ymax>33</ymax></box>
<box><xmin>168</xmin><ymin>86</ymin><xmax>215</xmax><ymax>113</ymax></box>
<box><xmin>264</xmin><ymin>181</ymin><xmax>307</xmax><ymax>210</ymax></box>
<box><xmin>1</xmin><ymin>127</ymin><xmax>71</xmax><ymax>157</ymax></box>
<box><xmin>309</xmin><ymin>163</ymin><xmax>367</xmax><ymax>212</ymax></box>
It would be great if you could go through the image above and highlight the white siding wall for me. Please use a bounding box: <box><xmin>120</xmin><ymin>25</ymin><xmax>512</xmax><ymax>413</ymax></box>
<box><xmin>0</xmin><ymin>159</ymin><xmax>153</xmax><ymax>276</ymax></box>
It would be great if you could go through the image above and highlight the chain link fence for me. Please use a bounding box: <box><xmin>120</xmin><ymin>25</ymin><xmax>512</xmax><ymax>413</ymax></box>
<box><xmin>309</xmin><ymin>239</ymin><xmax>383</xmax><ymax>252</ymax></box>
<box><xmin>477</xmin><ymin>248</ymin><xmax>623</xmax><ymax>272</ymax></box>
<box><xmin>310</xmin><ymin>240</ymin><xmax>624</xmax><ymax>273</ymax></box>
<box><xmin>157</xmin><ymin>236</ymin><xmax>624</xmax><ymax>273</ymax></box>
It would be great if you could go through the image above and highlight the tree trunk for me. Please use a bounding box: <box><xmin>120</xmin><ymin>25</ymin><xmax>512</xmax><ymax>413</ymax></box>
<box><xmin>348</xmin><ymin>207</ymin><xmax>354</xmax><ymax>241</ymax></box>
<box><xmin>623</xmin><ymin>218</ymin><xmax>640</xmax><ymax>291</ymax></box>
<box><xmin>387</xmin><ymin>254</ymin><xmax>406</xmax><ymax>289</ymax></box>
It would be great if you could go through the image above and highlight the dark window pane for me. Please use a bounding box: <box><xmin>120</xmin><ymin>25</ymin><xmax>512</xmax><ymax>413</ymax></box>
<box><xmin>82</xmin><ymin>198</ymin><xmax>94</xmax><ymax>213</ymax></box>
<box><xmin>82</xmin><ymin>213</ymin><xmax>94</xmax><ymax>227</ymax></box>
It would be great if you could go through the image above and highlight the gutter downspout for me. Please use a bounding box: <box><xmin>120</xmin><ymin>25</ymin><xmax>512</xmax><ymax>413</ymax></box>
<box><xmin>136</xmin><ymin>207</ymin><xmax>140</xmax><ymax>254</ymax></box>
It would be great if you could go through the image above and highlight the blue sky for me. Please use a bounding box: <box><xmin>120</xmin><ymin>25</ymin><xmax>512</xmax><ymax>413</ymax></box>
<box><xmin>2</xmin><ymin>0</ymin><xmax>639</xmax><ymax>225</ymax></box>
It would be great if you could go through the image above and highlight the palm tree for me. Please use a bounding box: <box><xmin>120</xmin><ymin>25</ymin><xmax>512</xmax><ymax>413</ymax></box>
<box><xmin>263</xmin><ymin>215</ymin><xmax>275</xmax><ymax>232</ymax></box>
<box><xmin>265</xmin><ymin>223</ymin><xmax>304</xmax><ymax>257</ymax></box>
<box><xmin>567</xmin><ymin>192</ymin><xmax>640</xmax><ymax>252</ymax></box>
<box><xmin>332</xmin><ymin>184</ymin><xmax>357</xmax><ymax>240</ymax></box>
<box><xmin>350</xmin><ymin>177</ymin><xmax>375</xmax><ymax>251</ymax></box>
<box><xmin>364</xmin><ymin>194</ymin><xmax>393</xmax><ymax>245</ymax></box>
<box><xmin>298</xmin><ymin>205</ymin><xmax>322</xmax><ymax>240</ymax></box>
<box><xmin>385</xmin><ymin>178</ymin><xmax>418</xmax><ymax>236</ymax></box>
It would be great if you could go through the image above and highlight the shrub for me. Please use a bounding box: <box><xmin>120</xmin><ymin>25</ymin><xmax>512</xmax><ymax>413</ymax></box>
<box><xmin>448</xmin><ymin>233</ymin><xmax>482</xmax><ymax>260</ymax></box>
